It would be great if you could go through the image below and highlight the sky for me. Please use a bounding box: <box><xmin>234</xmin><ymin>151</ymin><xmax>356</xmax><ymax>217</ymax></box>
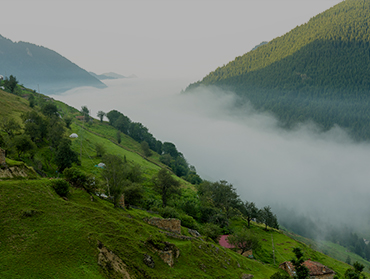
<box><xmin>1</xmin><ymin>0</ymin><xmax>343</xmax><ymax>80</ymax></box>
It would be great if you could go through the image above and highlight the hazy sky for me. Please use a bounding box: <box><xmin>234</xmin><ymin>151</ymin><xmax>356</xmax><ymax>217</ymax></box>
<box><xmin>1</xmin><ymin>0</ymin><xmax>343</xmax><ymax>79</ymax></box>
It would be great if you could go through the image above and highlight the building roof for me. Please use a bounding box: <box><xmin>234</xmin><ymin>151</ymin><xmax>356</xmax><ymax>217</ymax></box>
<box><xmin>280</xmin><ymin>260</ymin><xmax>335</xmax><ymax>276</ymax></box>
<box><xmin>219</xmin><ymin>235</ymin><xmax>234</xmax><ymax>249</ymax></box>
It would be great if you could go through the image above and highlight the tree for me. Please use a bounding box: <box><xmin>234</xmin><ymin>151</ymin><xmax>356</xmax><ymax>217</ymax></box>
<box><xmin>106</xmin><ymin>109</ymin><xmax>122</xmax><ymax>125</ymax></box>
<box><xmin>54</xmin><ymin>138</ymin><xmax>79</xmax><ymax>172</ymax></box>
<box><xmin>197</xmin><ymin>180</ymin><xmax>241</xmax><ymax>220</ymax></box>
<box><xmin>41</xmin><ymin>102</ymin><xmax>59</xmax><ymax>117</ymax></box>
<box><xmin>101</xmin><ymin>154</ymin><xmax>129</xmax><ymax>207</ymax></box>
<box><xmin>4</xmin><ymin>75</ymin><xmax>18</xmax><ymax>93</ymax></box>
<box><xmin>345</xmin><ymin>262</ymin><xmax>366</xmax><ymax>279</ymax></box>
<box><xmin>63</xmin><ymin>167</ymin><xmax>96</xmax><ymax>194</ymax></box>
<box><xmin>123</xmin><ymin>183</ymin><xmax>144</xmax><ymax>207</ymax></box>
<box><xmin>22</xmin><ymin>111</ymin><xmax>47</xmax><ymax>143</ymax></box>
<box><xmin>64</xmin><ymin>117</ymin><xmax>72</xmax><ymax>129</ymax></box>
<box><xmin>28</xmin><ymin>94</ymin><xmax>35</xmax><ymax>108</ymax></box>
<box><xmin>97</xmin><ymin>111</ymin><xmax>106</xmax><ymax>122</ymax></box>
<box><xmin>258</xmin><ymin>205</ymin><xmax>279</xmax><ymax>230</ymax></box>
<box><xmin>114</xmin><ymin>114</ymin><xmax>131</xmax><ymax>134</ymax></box>
<box><xmin>291</xmin><ymin>247</ymin><xmax>309</xmax><ymax>279</ymax></box>
<box><xmin>201</xmin><ymin>223</ymin><xmax>222</xmax><ymax>242</ymax></box>
<box><xmin>0</xmin><ymin>117</ymin><xmax>21</xmax><ymax>137</ymax></box>
<box><xmin>227</xmin><ymin>229</ymin><xmax>261</xmax><ymax>255</ymax></box>
<box><xmin>242</xmin><ymin>201</ymin><xmax>258</xmax><ymax>228</ymax></box>
<box><xmin>141</xmin><ymin>141</ymin><xmax>152</xmax><ymax>157</ymax></box>
<box><xmin>81</xmin><ymin>106</ymin><xmax>90</xmax><ymax>122</ymax></box>
<box><xmin>162</xmin><ymin>142</ymin><xmax>179</xmax><ymax>157</ymax></box>
<box><xmin>13</xmin><ymin>134</ymin><xmax>36</xmax><ymax>159</ymax></box>
<box><xmin>47</xmin><ymin>117</ymin><xmax>65</xmax><ymax>148</ymax></box>
<box><xmin>116</xmin><ymin>131</ymin><xmax>121</xmax><ymax>144</ymax></box>
<box><xmin>95</xmin><ymin>142</ymin><xmax>106</xmax><ymax>158</ymax></box>
<box><xmin>153</xmin><ymin>168</ymin><xmax>180</xmax><ymax>207</ymax></box>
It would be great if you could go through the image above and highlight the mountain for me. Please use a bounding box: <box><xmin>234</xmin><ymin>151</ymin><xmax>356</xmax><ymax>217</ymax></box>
<box><xmin>251</xmin><ymin>41</ymin><xmax>268</xmax><ymax>51</ymax></box>
<box><xmin>0</xmin><ymin>35</ymin><xmax>106</xmax><ymax>94</ymax></box>
<box><xmin>89</xmin><ymin>71</ymin><xmax>126</xmax><ymax>80</ymax></box>
<box><xmin>186</xmin><ymin>0</ymin><xmax>370</xmax><ymax>140</ymax></box>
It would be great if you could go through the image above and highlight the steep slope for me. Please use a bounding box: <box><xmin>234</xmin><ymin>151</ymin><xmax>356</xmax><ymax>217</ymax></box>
<box><xmin>0</xmin><ymin>85</ymin><xmax>365</xmax><ymax>277</ymax></box>
<box><xmin>187</xmin><ymin>0</ymin><xmax>370</xmax><ymax>140</ymax></box>
<box><xmin>0</xmin><ymin>179</ymin><xmax>358</xmax><ymax>278</ymax></box>
<box><xmin>0</xmin><ymin>35</ymin><xmax>106</xmax><ymax>94</ymax></box>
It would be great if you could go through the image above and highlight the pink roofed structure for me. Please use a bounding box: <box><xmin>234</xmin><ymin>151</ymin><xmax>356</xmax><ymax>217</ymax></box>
<box><xmin>219</xmin><ymin>235</ymin><xmax>254</xmax><ymax>258</ymax></box>
<box><xmin>219</xmin><ymin>235</ymin><xmax>234</xmax><ymax>249</ymax></box>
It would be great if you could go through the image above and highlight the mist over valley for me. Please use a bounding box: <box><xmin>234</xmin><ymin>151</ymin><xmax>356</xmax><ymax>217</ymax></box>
<box><xmin>56</xmin><ymin>78</ymin><xmax>370</xmax><ymax>241</ymax></box>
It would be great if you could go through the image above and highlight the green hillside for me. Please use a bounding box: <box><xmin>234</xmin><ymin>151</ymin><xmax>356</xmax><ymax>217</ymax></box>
<box><xmin>0</xmin><ymin>83</ymin><xmax>365</xmax><ymax>278</ymax></box>
<box><xmin>187</xmin><ymin>0</ymin><xmax>370</xmax><ymax>140</ymax></box>
<box><xmin>0</xmin><ymin>35</ymin><xmax>106</xmax><ymax>94</ymax></box>
<box><xmin>0</xmin><ymin>179</ymin><xmax>360</xmax><ymax>278</ymax></box>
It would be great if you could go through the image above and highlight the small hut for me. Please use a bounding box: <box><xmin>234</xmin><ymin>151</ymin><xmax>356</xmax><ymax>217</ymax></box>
<box><xmin>279</xmin><ymin>260</ymin><xmax>335</xmax><ymax>279</ymax></box>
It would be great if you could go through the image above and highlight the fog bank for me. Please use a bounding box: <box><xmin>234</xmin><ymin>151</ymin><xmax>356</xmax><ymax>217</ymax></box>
<box><xmin>56</xmin><ymin>78</ymin><xmax>370</xmax><ymax>235</ymax></box>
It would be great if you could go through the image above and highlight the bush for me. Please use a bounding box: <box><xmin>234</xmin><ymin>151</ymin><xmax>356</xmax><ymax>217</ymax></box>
<box><xmin>159</xmin><ymin>206</ymin><xmax>180</xmax><ymax>219</ymax></box>
<box><xmin>52</xmin><ymin>179</ymin><xmax>70</xmax><ymax>197</ymax></box>
<box><xmin>123</xmin><ymin>183</ymin><xmax>144</xmax><ymax>206</ymax></box>
<box><xmin>179</xmin><ymin>213</ymin><xmax>200</xmax><ymax>231</ymax></box>
<box><xmin>270</xmin><ymin>271</ymin><xmax>290</xmax><ymax>279</ymax></box>
<box><xmin>201</xmin><ymin>223</ymin><xmax>222</xmax><ymax>242</ymax></box>
<box><xmin>63</xmin><ymin>167</ymin><xmax>96</xmax><ymax>193</ymax></box>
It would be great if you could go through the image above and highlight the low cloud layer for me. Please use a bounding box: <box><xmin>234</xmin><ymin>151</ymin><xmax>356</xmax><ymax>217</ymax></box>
<box><xmin>56</xmin><ymin>78</ymin><xmax>370</xmax><ymax>235</ymax></box>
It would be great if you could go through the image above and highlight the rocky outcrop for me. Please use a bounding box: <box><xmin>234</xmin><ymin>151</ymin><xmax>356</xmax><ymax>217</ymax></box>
<box><xmin>0</xmin><ymin>148</ymin><xmax>5</xmax><ymax>166</ymax></box>
<box><xmin>146</xmin><ymin>218</ymin><xmax>181</xmax><ymax>234</ymax></box>
<box><xmin>146</xmin><ymin>238</ymin><xmax>180</xmax><ymax>267</ymax></box>
<box><xmin>0</xmin><ymin>166</ymin><xmax>31</xmax><ymax>178</ymax></box>
<box><xmin>143</xmin><ymin>254</ymin><xmax>155</xmax><ymax>268</ymax></box>
<box><xmin>188</xmin><ymin>229</ymin><xmax>201</xmax><ymax>237</ymax></box>
<box><xmin>97</xmin><ymin>241</ymin><xmax>132</xmax><ymax>278</ymax></box>
<box><xmin>119</xmin><ymin>194</ymin><xmax>125</xmax><ymax>208</ymax></box>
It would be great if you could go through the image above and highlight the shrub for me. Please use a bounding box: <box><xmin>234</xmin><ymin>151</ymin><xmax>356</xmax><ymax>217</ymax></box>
<box><xmin>63</xmin><ymin>167</ymin><xmax>96</xmax><ymax>193</ymax></box>
<box><xmin>52</xmin><ymin>179</ymin><xmax>70</xmax><ymax>197</ymax></box>
<box><xmin>270</xmin><ymin>271</ymin><xmax>290</xmax><ymax>279</ymax></box>
<box><xmin>179</xmin><ymin>213</ymin><xmax>200</xmax><ymax>231</ymax></box>
<box><xmin>201</xmin><ymin>223</ymin><xmax>222</xmax><ymax>242</ymax></box>
<box><xmin>123</xmin><ymin>183</ymin><xmax>144</xmax><ymax>206</ymax></box>
<box><xmin>159</xmin><ymin>206</ymin><xmax>180</xmax><ymax>219</ymax></box>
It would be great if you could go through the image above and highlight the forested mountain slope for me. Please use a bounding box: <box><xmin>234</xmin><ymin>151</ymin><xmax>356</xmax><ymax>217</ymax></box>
<box><xmin>0</xmin><ymin>35</ymin><xmax>106</xmax><ymax>94</ymax></box>
<box><xmin>187</xmin><ymin>0</ymin><xmax>370</xmax><ymax>140</ymax></box>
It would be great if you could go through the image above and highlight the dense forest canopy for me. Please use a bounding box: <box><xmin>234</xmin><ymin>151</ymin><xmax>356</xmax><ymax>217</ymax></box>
<box><xmin>186</xmin><ymin>0</ymin><xmax>370</xmax><ymax>140</ymax></box>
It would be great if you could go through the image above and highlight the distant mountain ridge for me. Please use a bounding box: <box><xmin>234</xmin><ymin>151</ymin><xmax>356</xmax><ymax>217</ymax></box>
<box><xmin>89</xmin><ymin>72</ymin><xmax>126</xmax><ymax>80</ymax></box>
<box><xmin>0</xmin><ymin>35</ymin><xmax>106</xmax><ymax>94</ymax></box>
<box><xmin>187</xmin><ymin>0</ymin><xmax>370</xmax><ymax>140</ymax></box>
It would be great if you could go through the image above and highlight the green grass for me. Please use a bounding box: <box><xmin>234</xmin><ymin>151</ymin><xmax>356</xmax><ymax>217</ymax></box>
<box><xmin>0</xmin><ymin>89</ymin><xmax>32</xmax><ymax>124</ymax></box>
<box><xmin>0</xmin><ymin>179</ymin><xmax>279</xmax><ymax>279</ymax></box>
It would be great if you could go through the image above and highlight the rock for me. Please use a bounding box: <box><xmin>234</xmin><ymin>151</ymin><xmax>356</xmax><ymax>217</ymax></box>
<box><xmin>97</xmin><ymin>241</ymin><xmax>132</xmax><ymax>278</ymax></box>
<box><xmin>146</xmin><ymin>217</ymin><xmax>181</xmax><ymax>234</ymax></box>
<box><xmin>241</xmin><ymin>274</ymin><xmax>254</xmax><ymax>279</ymax></box>
<box><xmin>188</xmin><ymin>229</ymin><xmax>201</xmax><ymax>237</ymax></box>
<box><xmin>146</xmin><ymin>237</ymin><xmax>180</xmax><ymax>267</ymax></box>
<box><xmin>143</xmin><ymin>254</ymin><xmax>155</xmax><ymax>268</ymax></box>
